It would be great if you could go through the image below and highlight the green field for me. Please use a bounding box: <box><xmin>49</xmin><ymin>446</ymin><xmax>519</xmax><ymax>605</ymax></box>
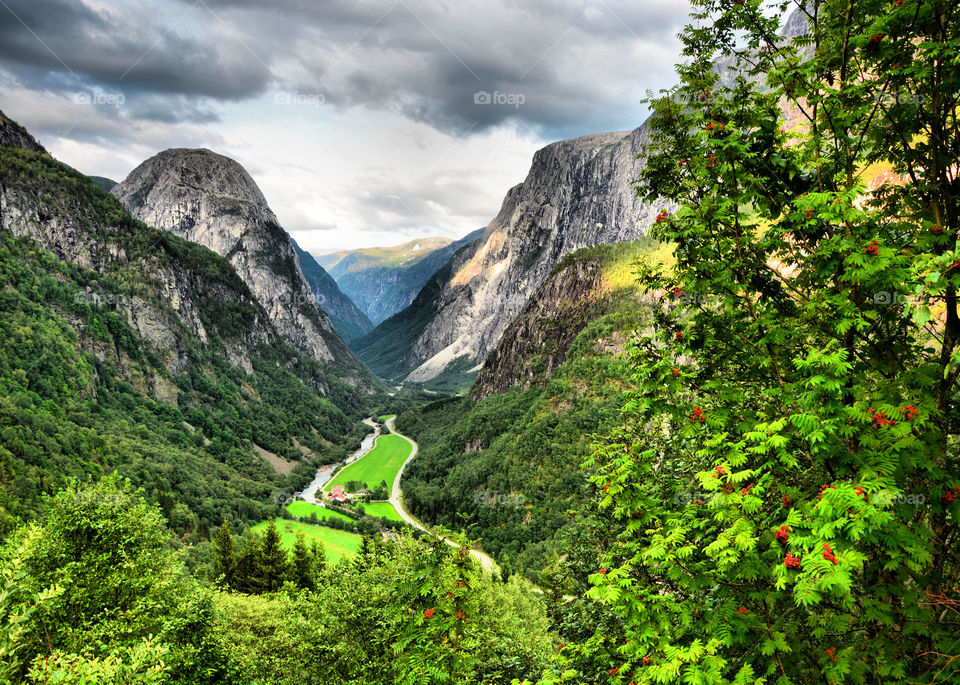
<box><xmin>285</xmin><ymin>500</ymin><xmax>354</xmax><ymax>523</ymax></box>
<box><xmin>325</xmin><ymin>434</ymin><xmax>411</xmax><ymax>493</ymax></box>
<box><xmin>378</xmin><ymin>414</ymin><xmax>396</xmax><ymax>423</ymax></box>
<box><xmin>362</xmin><ymin>501</ymin><xmax>403</xmax><ymax>521</ymax></box>
<box><xmin>250</xmin><ymin>519</ymin><xmax>362</xmax><ymax>561</ymax></box>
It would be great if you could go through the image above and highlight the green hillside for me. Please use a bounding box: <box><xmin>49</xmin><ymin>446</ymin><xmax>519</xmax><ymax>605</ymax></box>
<box><xmin>0</xmin><ymin>134</ymin><xmax>372</xmax><ymax>536</ymax></box>
<box><xmin>396</xmin><ymin>241</ymin><xmax>668</xmax><ymax>576</ymax></box>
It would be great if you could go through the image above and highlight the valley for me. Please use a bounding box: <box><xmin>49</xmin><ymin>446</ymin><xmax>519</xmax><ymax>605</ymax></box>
<box><xmin>1</xmin><ymin>2</ymin><xmax>959</xmax><ymax>682</ymax></box>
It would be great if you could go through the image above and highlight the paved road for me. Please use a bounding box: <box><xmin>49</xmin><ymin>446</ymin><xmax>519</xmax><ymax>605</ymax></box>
<box><xmin>386</xmin><ymin>416</ymin><xmax>497</xmax><ymax>571</ymax></box>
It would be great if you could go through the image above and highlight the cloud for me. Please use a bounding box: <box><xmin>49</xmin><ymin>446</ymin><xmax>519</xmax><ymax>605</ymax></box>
<box><xmin>0</xmin><ymin>0</ymin><xmax>690</xmax><ymax>135</ymax></box>
<box><xmin>0</xmin><ymin>0</ymin><xmax>695</xmax><ymax>251</ymax></box>
<box><xmin>0</xmin><ymin>0</ymin><xmax>271</xmax><ymax>106</ymax></box>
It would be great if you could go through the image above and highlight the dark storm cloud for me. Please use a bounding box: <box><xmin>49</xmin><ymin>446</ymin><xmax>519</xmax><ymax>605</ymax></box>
<box><xmin>0</xmin><ymin>0</ymin><xmax>690</xmax><ymax>137</ymax></box>
<box><xmin>0</xmin><ymin>0</ymin><xmax>271</xmax><ymax>102</ymax></box>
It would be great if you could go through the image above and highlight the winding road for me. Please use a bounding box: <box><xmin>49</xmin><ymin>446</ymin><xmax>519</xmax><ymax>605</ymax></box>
<box><xmin>386</xmin><ymin>416</ymin><xmax>497</xmax><ymax>571</ymax></box>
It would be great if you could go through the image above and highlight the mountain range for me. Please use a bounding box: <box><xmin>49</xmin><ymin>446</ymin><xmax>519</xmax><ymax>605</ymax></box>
<box><xmin>316</xmin><ymin>231</ymin><xmax>483</xmax><ymax>326</ymax></box>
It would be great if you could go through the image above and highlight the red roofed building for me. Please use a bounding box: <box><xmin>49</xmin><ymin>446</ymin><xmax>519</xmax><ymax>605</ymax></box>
<box><xmin>331</xmin><ymin>485</ymin><xmax>346</xmax><ymax>502</ymax></box>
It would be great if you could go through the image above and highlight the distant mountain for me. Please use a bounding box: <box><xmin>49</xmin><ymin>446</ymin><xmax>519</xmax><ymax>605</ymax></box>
<box><xmin>316</xmin><ymin>230</ymin><xmax>484</xmax><ymax>325</ymax></box>
<box><xmin>354</xmin><ymin>128</ymin><xmax>660</xmax><ymax>388</ymax></box>
<box><xmin>112</xmin><ymin>148</ymin><xmax>378</xmax><ymax>392</ymax></box>
<box><xmin>88</xmin><ymin>176</ymin><xmax>117</xmax><ymax>192</ymax></box>
<box><xmin>290</xmin><ymin>237</ymin><xmax>372</xmax><ymax>341</ymax></box>
<box><xmin>0</xmin><ymin>110</ymin><xmax>372</xmax><ymax>531</ymax></box>
<box><xmin>396</xmin><ymin>241</ymin><xmax>660</xmax><ymax>574</ymax></box>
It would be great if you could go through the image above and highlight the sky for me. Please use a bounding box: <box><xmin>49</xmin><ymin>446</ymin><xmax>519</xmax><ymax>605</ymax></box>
<box><xmin>0</xmin><ymin>0</ymin><xmax>693</xmax><ymax>252</ymax></box>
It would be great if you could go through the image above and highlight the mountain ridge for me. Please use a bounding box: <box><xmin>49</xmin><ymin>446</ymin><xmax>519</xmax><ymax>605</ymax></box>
<box><xmin>111</xmin><ymin>147</ymin><xmax>378</xmax><ymax>392</ymax></box>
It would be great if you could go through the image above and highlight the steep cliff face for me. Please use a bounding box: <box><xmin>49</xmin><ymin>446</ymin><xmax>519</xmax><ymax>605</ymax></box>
<box><xmin>0</xmin><ymin>109</ymin><xmax>47</xmax><ymax>153</ymax></box>
<box><xmin>0</xmin><ymin>145</ymin><xmax>273</xmax><ymax>377</ymax></box>
<box><xmin>317</xmin><ymin>230</ymin><xmax>484</xmax><ymax>325</ymax></box>
<box><xmin>357</xmin><ymin>126</ymin><xmax>659</xmax><ymax>384</ymax></box>
<box><xmin>0</xmin><ymin>115</ymin><xmax>375</xmax><ymax>530</ymax></box>
<box><xmin>395</xmin><ymin>241</ymin><xmax>659</xmax><ymax>573</ymax></box>
<box><xmin>471</xmin><ymin>254</ymin><xmax>605</xmax><ymax>401</ymax></box>
<box><xmin>112</xmin><ymin>148</ymin><xmax>374</xmax><ymax>389</ymax></box>
<box><xmin>291</xmin><ymin>238</ymin><xmax>372</xmax><ymax>342</ymax></box>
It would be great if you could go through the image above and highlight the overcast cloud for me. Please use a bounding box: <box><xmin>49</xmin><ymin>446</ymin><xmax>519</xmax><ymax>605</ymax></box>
<box><xmin>0</xmin><ymin>0</ymin><xmax>692</xmax><ymax>250</ymax></box>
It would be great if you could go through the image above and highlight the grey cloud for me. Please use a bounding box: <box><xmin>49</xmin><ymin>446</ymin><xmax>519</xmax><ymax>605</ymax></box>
<box><xmin>0</xmin><ymin>0</ymin><xmax>271</xmax><ymax>105</ymax></box>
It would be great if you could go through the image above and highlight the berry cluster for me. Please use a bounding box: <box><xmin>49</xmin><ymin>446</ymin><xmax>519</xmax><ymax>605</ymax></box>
<box><xmin>944</xmin><ymin>487</ymin><xmax>959</xmax><ymax>504</ymax></box>
<box><xmin>932</xmin><ymin>224</ymin><xmax>944</xmax><ymax>235</ymax></box>
<box><xmin>775</xmin><ymin>526</ymin><xmax>790</xmax><ymax>544</ymax></box>
<box><xmin>785</xmin><ymin>552</ymin><xmax>802</xmax><ymax>569</ymax></box>
<box><xmin>868</xmin><ymin>407</ymin><xmax>896</xmax><ymax>428</ymax></box>
<box><xmin>671</xmin><ymin>368</ymin><xmax>681</xmax><ymax>377</ymax></box>
<box><xmin>706</xmin><ymin>153</ymin><xmax>718</xmax><ymax>168</ymax></box>
<box><xmin>865</xmin><ymin>240</ymin><xmax>880</xmax><ymax>255</ymax></box>
<box><xmin>899</xmin><ymin>405</ymin><xmax>918</xmax><ymax>420</ymax></box>
<box><xmin>655</xmin><ymin>210</ymin><xmax>669</xmax><ymax>224</ymax></box>
<box><xmin>822</xmin><ymin>543</ymin><xmax>838</xmax><ymax>565</ymax></box>
<box><xmin>690</xmin><ymin>406</ymin><xmax>705</xmax><ymax>424</ymax></box>
<box><xmin>737</xmin><ymin>606</ymin><xmax>749</xmax><ymax>615</ymax></box>
<box><xmin>869</xmin><ymin>32</ymin><xmax>884</xmax><ymax>45</ymax></box>
<box><xmin>818</xmin><ymin>484</ymin><xmax>836</xmax><ymax>500</ymax></box>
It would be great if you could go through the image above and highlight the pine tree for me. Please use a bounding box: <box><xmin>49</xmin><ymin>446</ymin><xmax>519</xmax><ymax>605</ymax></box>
<box><xmin>311</xmin><ymin>540</ymin><xmax>326</xmax><ymax>580</ymax></box>
<box><xmin>211</xmin><ymin>520</ymin><xmax>235</xmax><ymax>588</ymax></box>
<box><xmin>290</xmin><ymin>530</ymin><xmax>314</xmax><ymax>591</ymax></box>
<box><xmin>258</xmin><ymin>519</ymin><xmax>289</xmax><ymax>593</ymax></box>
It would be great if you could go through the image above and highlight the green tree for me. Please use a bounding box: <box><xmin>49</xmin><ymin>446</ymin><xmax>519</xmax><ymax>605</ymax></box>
<box><xmin>290</xmin><ymin>530</ymin><xmax>314</xmax><ymax>591</ymax></box>
<box><xmin>258</xmin><ymin>519</ymin><xmax>289</xmax><ymax>593</ymax></box>
<box><xmin>553</xmin><ymin>1</ymin><xmax>960</xmax><ymax>683</ymax></box>
<box><xmin>212</xmin><ymin>520</ymin><xmax>236</xmax><ymax>588</ymax></box>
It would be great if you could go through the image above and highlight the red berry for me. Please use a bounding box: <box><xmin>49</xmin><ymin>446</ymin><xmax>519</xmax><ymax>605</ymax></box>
<box><xmin>671</xmin><ymin>368</ymin><xmax>681</xmax><ymax>376</ymax></box>
<box><xmin>423</xmin><ymin>608</ymin><xmax>435</xmax><ymax>619</ymax></box>
<box><xmin>775</xmin><ymin>526</ymin><xmax>790</xmax><ymax>544</ymax></box>
<box><xmin>610</xmin><ymin>666</ymin><xmax>619</xmax><ymax>676</ymax></box>
<box><xmin>737</xmin><ymin>606</ymin><xmax>749</xmax><ymax>614</ymax></box>
<box><xmin>785</xmin><ymin>552</ymin><xmax>801</xmax><ymax>569</ymax></box>
<box><xmin>599</xmin><ymin>568</ymin><xmax>608</xmax><ymax>575</ymax></box>
<box><xmin>822</xmin><ymin>543</ymin><xmax>838</xmax><ymax>564</ymax></box>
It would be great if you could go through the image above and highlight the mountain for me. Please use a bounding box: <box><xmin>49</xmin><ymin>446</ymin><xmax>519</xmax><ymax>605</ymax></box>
<box><xmin>317</xmin><ymin>230</ymin><xmax>484</xmax><ymax>325</ymax></box>
<box><xmin>88</xmin><ymin>176</ymin><xmax>117</xmax><ymax>192</ymax></box>
<box><xmin>395</xmin><ymin>240</ymin><xmax>664</xmax><ymax>575</ymax></box>
<box><xmin>291</xmin><ymin>238</ymin><xmax>372</xmax><ymax>341</ymax></box>
<box><xmin>0</xmin><ymin>109</ymin><xmax>47</xmax><ymax>153</ymax></box>
<box><xmin>353</xmin><ymin>128</ymin><xmax>660</xmax><ymax>389</ymax></box>
<box><xmin>111</xmin><ymin>148</ymin><xmax>377</xmax><ymax>391</ymax></box>
<box><xmin>0</xmin><ymin>111</ymin><xmax>373</xmax><ymax>533</ymax></box>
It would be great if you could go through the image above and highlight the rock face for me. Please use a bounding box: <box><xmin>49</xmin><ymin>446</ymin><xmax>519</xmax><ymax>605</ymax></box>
<box><xmin>471</xmin><ymin>254</ymin><xmax>606</xmax><ymax>400</ymax></box>
<box><xmin>112</xmin><ymin>148</ymin><xmax>365</xmax><ymax>376</ymax></box>
<box><xmin>0</xmin><ymin>109</ymin><xmax>47</xmax><ymax>153</ymax></box>
<box><xmin>291</xmin><ymin>237</ymin><xmax>373</xmax><ymax>342</ymax></box>
<box><xmin>358</xmin><ymin>125</ymin><xmax>660</xmax><ymax>383</ymax></box>
<box><xmin>317</xmin><ymin>230</ymin><xmax>484</xmax><ymax>325</ymax></box>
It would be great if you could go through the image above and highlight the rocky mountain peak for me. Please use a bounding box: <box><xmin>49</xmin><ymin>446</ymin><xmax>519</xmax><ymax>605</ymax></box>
<box><xmin>112</xmin><ymin>147</ymin><xmax>366</xmax><ymax>377</ymax></box>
